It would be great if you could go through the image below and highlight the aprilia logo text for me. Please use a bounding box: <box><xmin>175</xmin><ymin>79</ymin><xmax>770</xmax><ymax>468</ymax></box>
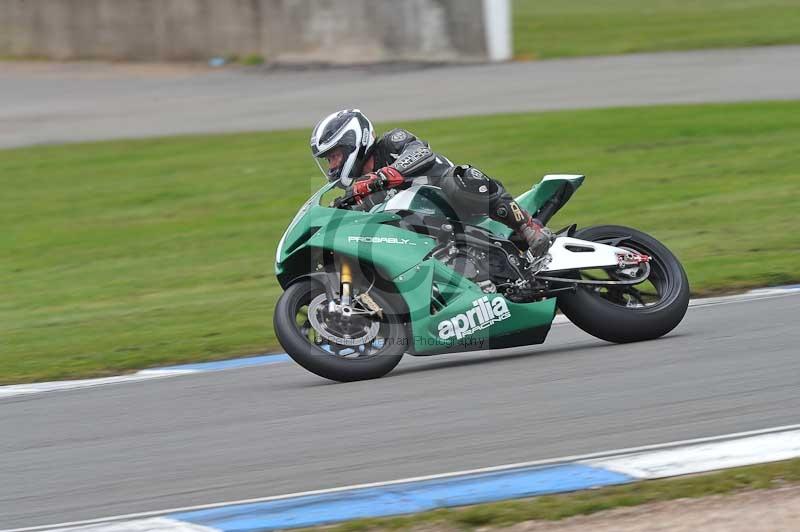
<box><xmin>348</xmin><ymin>236</ymin><xmax>416</xmax><ymax>245</ymax></box>
<box><xmin>437</xmin><ymin>296</ymin><xmax>511</xmax><ymax>340</ymax></box>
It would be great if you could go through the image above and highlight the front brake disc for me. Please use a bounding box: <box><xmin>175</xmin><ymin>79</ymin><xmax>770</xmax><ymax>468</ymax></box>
<box><xmin>307</xmin><ymin>294</ymin><xmax>380</xmax><ymax>347</ymax></box>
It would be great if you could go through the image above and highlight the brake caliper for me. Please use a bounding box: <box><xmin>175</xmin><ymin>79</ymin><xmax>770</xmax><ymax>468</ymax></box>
<box><xmin>358</xmin><ymin>292</ymin><xmax>384</xmax><ymax>319</ymax></box>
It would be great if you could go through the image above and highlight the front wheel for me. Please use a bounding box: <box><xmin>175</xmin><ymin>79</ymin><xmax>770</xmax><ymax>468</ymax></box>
<box><xmin>274</xmin><ymin>280</ymin><xmax>407</xmax><ymax>382</ymax></box>
<box><xmin>556</xmin><ymin>225</ymin><xmax>690</xmax><ymax>343</ymax></box>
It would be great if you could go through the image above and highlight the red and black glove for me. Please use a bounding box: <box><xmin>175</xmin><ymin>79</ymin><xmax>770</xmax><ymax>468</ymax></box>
<box><xmin>351</xmin><ymin>167</ymin><xmax>405</xmax><ymax>199</ymax></box>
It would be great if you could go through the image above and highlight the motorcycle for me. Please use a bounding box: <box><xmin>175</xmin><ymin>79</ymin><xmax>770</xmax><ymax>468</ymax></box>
<box><xmin>274</xmin><ymin>174</ymin><xmax>689</xmax><ymax>382</ymax></box>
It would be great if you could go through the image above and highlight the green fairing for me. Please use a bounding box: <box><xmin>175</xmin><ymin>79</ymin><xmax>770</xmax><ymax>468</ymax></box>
<box><xmin>391</xmin><ymin>260</ymin><xmax>557</xmax><ymax>354</ymax></box>
<box><xmin>276</xmin><ymin>204</ymin><xmax>435</xmax><ymax>280</ymax></box>
<box><xmin>275</xmin><ymin>175</ymin><xmax>579</xmax><ymax>355</ymax></box>
<box><xmin>275</xmin><ymin>181</ymin><xmax>438</xmax><ymax>282</ymax></box>
<box><xmin>306</xmin><ymin>218</ymin><xmax>436</xmax><ymax>279</ymax></box>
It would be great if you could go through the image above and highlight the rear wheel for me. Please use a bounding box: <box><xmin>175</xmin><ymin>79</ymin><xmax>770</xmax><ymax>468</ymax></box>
<box><xmin>274</xmin><ymin>279</ymin><xmax>407</xmax><ymax>382</ymax></box>
<box><xmin>556</xmin><ymin>225</ymin><xmax>689</xmax><ymax>343</ymax></box>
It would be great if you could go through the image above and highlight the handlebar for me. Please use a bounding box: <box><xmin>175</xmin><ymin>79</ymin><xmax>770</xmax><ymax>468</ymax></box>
<box><xmin>331</xmin><ymin>195</ymin><xmax>361</xmax><ymax>209</ymax></box>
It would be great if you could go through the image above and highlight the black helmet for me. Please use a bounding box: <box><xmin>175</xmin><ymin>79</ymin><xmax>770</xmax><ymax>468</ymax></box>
<box><xmin>310</xmin><ymin>109</ymin><xmax>375</xmax><ymax>186</ymax></box>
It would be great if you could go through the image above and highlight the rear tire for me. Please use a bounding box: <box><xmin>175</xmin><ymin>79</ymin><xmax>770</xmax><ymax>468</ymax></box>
<box><xmin>556</xmin><ymin>225</ymin><xmax>689</xmax><ymax>343</ymax></box>
<box><xmin>274</xmin><ymin>280</ymin><xmax>406</xmax><ymax>382</ymax></box>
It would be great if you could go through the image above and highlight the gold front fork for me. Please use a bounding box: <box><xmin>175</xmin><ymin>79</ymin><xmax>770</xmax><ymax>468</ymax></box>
<box><xmin>340</xmin><ymin>260</ymin><xmax>352</xmax><ymax>306</ymax></box>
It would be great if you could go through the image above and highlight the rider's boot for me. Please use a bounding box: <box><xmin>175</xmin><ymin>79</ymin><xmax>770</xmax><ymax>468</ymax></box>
<box><xmin>488</xmin><ymin>196</ymin><xmax>553</xmax><ymax>262</ymax></box>
<box><xmin>519</xmin><ymin>216</ymin><xmax>553</xmax><ymax>261</ymax></box>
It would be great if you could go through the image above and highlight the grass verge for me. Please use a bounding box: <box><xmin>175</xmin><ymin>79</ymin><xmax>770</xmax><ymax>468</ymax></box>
<box><xmin>314</xmin><ymin>458</ymin><xmax>800</xmax><ymax>531</ymax></box>
<box><xmin>513</xmin><ymin>0</ymin><xmax>800</xmax><ymax>59</ymax></box>
<box><xmin>2</xmin><ymin>100</ymin><xmax>800</xmax><ymax>383</ymax></box>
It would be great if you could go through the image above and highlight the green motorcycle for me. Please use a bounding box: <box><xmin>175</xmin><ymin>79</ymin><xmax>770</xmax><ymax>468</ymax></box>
<box><xmin>274</xmin><ymin>175</ymin><xmax>689</xmax><ymax>382</ymax></box>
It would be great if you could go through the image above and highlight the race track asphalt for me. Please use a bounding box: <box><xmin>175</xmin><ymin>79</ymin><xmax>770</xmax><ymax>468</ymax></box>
<box><xmin>2</xmin><ymin>45</ymin><xmax>800</xmax><ymax>149</ymax></box>
<box><xmin>1</xmin><ymin>292</ymin><xmax>799</xmax><ymax>529</ymax></box>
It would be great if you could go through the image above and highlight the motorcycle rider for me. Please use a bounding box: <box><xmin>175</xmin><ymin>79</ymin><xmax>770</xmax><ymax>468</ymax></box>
<box><xmin>310</xmin><ymin>109</ymin><xmax>552</xmax><ymax>260</ymax></box>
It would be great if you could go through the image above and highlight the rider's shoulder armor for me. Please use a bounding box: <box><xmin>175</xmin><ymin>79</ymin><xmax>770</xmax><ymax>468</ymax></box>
<box><xmin>372</xmin><ymin>128</ymin><xmax>452</xmax><ymax>178</ymax></box>
<box><xmin>376</xmin><ymin>128</ymin><xmax>417</xmax><ymax>162</ymax></box>
<box><xmin>380</xmin><ymin>128</ymin><xmax>419</xmax><ymax>155</ymax></box>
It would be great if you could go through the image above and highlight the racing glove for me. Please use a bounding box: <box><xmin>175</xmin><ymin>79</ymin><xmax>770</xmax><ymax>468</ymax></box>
<box><xmin>351</xmin><ymin>167</ymin><xmax>405</xmax><ymax>199</ymax></box>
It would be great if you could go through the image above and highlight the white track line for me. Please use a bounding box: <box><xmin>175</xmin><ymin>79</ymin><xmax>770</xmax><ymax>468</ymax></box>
<box><xmin>50</xmin><ymin>519</ymin><xmax>216</xmax><ymax>532</ymax></box>
<box><xmin>0</xmin><ymin>370</ymin><xmax>198</xmax><ymax>399</ymax></box>
<box><xmin>586</xmin><ymin>430</ymin><xmax>800</xmax><ymax>478</ymax></box>
<box><xmin>7</xmin><ymin>423</ymin><xmax>800</xmax><ymax>532</ymax></box>
<box><xmin>2</xmin><ymin>287</ymin><xmax>798</xmax><ymax>399</ymax></box>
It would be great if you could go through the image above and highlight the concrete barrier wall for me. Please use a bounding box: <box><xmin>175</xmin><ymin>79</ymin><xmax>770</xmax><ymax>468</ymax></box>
<box><xmin>0</xmin><ymin>0</ymin><xmax>511</xmax><ymax>62</ymax></box>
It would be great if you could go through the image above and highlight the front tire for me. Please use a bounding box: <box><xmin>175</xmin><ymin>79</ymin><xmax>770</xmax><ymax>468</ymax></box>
<box><xmin>274</xmin><ymin>280</ymin><xmax>406</xmax><ymax>382</ymax></box>
<box><xmin>556</xmin><ymin>225</ymin><xmax>690</xmax><ymax>343</ymax></box>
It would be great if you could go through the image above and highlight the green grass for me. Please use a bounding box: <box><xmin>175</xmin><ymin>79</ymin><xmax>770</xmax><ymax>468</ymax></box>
<box><xmin>314</xmin><ymin>458</ymin><xmax>800</xmax><ymax>531</ymax></box>
<box><xmin>2</xmin><ymin>100</ymin><xmax>800</xmax><ymax>383</ymax></box>
<box><xmin>513</xmin><ymin>0</ymin><xmax>800</xmax><ymax>59</ymax></box>
<box><xmin>240</xmin><ymin>54</ymin><xmax>265</xmax><ymax>66</ymax></box>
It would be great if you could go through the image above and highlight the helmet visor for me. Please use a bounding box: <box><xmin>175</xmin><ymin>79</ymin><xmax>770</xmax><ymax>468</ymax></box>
<box><xmin>315</xmin><ymin>145</ymin><xmax>355</xmax><ymax>180</ymax></box>
<box><xmin>312</xmin><ymin>128</ymin><xmax>359</xmax><ymax>182</ymax></box>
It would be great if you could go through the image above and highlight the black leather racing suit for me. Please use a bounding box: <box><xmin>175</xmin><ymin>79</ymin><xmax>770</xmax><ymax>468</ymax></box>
<box><xmin>354</xmin><ymin>128</ymin><xmax>539</xmax><ymax>240</ymax></box>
